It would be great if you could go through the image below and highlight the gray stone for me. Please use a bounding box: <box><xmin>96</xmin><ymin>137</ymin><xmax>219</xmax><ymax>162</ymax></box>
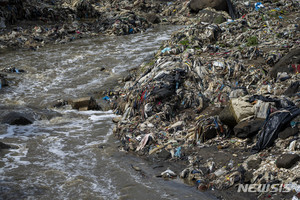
<box><xmin>284</xmin><ymin>81</ymin><xmax>300</xmax><ymax>97</ymax></box>
<box><xmin>146</xmin><ymin>13</ymin><xmax>161</xmax><ymax>24</ymax></box>
<box><xmin>70</xmin><ymin>97</ymin><xmax>100</xmax><ymax>110</ymax></box>
<box><xmin>276</xmin><ymin>154</ymin><xmax>300</xmax><ymax>169</ymax></box>
<box><xmin>244</xmin><ymin>171</ymin><xmax>253</xmax><ymax>183</ymax></box>
<box><xmin>278</xmin><ymin>127</ymin><xmax>298</xmax><ymax>139</ymax></box>
<box><xmin>234</xmin><ymin>119</ymin><xmax>265</xmax><ymax>138</ymax></box>
<box><xmin>219</xmin><ymin>106</ymin><xmax>237</xmax><ymax>128</ymax></box>
<box><xmin>270</xmin><ymin>48</ymin><xmax>300</xmax><ymax>78</ymax></box>
<box><xmin>189</xmin><ymin>0</ymin><xmax>228</xmax><ymax>13</ymax></box>
<box><xmin>197</xmin><ymin>9</ymin><xmax>226</xmax><ymax>24</ymax></box>
<box><xmin>247</xmin><ymin>159</ymin><xmax>262</xmax><ymax>170</ymax></box>
<box><xmin>2</xmin><ymin>112</ymin><xmax>34</xmax><ymax>125</ymax></box>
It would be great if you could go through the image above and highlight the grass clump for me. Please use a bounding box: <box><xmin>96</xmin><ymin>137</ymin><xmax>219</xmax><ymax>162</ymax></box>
<box><xmin>246</xmin><ymin>36</ymin><xmax>258</xmax><ymax>46</ymax></box>
<box><xmin>179</xmin><ymin>39</ymin><xmax>189</xmax><ymax>46</ymax></box>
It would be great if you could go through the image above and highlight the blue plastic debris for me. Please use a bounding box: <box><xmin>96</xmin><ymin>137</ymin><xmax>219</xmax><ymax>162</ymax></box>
<box><xmin>174</xmin><ymin>146</ymin><xmax>181</xmax><ymax>158</ymax></box>
<box><xmin>255</xmin><ymin>2</ymin><xmax>264</xmax><ymax>11</ymax></box>
<box><xmin>290</xmin><ymin>121</ymin><xmax>300</xmax><ymax>128</ymax></box>
<box><xmin>103</xmin><ymin>96</ymin><xmax>110</xmax><ymax>101</ymax></box>
<box><xmin>220</xmin><ymin>84</ymin><xmax>224</xmax><ymax>90</ymax></box>
<box><xmin>15</xmin><ymin>68</ymin><xmax>19</xmax><ymax>73</ymax></box>
<box><xmin>161</xmin><ymin>47</ymin><xmax>171</xmax><ymax>53</ymax></box>
<box><xmin>278</xmin><ymin>16</ymin><xmax>283</xmax><ymax>19</ymax></box>
<box><xmin>129</xmin><ymin>28</ymin><xmax>133</xmax><ymax>34</ymax></box>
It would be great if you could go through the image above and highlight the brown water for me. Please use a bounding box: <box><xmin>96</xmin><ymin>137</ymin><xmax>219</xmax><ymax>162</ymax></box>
<box><xmin>0</xmin><ymin>25</ymin><xmax>215</xmax><ymax>200</ymax></box>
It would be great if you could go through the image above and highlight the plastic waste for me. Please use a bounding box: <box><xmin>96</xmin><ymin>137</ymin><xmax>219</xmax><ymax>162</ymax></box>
<box><xmin>252</xmin><ymin>106</ymin><xmax>300</xmax><ymax>153</ymax></box>
<box><xmin>102</xmin><ymin>96</ymin><xmax>110</xmax><ymax>101</ymax></box>
<box><xmin>161</xmin><ymin>168</ymin><xmax>177</xmax><ymax>178</ymax></box>
<box><xmin>214</xmin><ymin>167</ymin><xmax>227</xmax><ymax>177</ymax></box>
<box><xmin>255</xmin><ymin>2</ymin><xmax>264</xmax><ymax>11</ymax></box>
<box><xmin>161</xmin><ymin>47</ymin><xmax>171</xmax><ymax>53</ymax></box>
<box><xmin>136</xmin><ymin>133</ymin><xmax>152</xmax><ymax>151</ymax></box>
<box><xmin>174</xmin><ymin>146</ymin><xmax>181</xmax><ymax>158</ymax></box>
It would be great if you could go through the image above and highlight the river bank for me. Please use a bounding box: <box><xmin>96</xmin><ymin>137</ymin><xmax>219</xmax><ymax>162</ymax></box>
<box><xmin>107</xmin><ymin>1</ymin><xmax>300</xmax><ymax>200</ymax></box>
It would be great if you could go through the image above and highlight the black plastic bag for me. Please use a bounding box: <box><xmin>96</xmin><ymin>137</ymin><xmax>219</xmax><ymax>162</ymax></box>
<box><xmin>251</xmin><ymin>106</ymin><xmax>300</xmax><ymax>153</ymax></box>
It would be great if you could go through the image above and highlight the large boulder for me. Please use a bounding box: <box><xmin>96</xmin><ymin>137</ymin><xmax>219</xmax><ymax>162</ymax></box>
<box><xmin>276</xmin><ymin>154</ymin><xmax>300</xmax><ymax>169</ymax></box>
<box><xmin>197</xmin><ymin>9</ymin><xmax>227</xmax><ymax>24</ymax></box>
<box><xmin>70</xmin><ymin>97</ymin><xmax>100</xmax><ymax>111</ymax></box>
<box><xmin>234</xmin><ymin>119</ymin><xmax>265</xmax><ymax>138</ymax></box>
<box><xmin>1</xmin><ymin>112</ymin><xmax>34</xmax><ymax>125</ymax></box>
<box><xmin>278</xmin><ymin>126</ymin><xmax>299</xmax><ymax>139</ymax></box>
<box><xmin>219</xmin><ymin>106</ymin><xmax>237</xmax><ymax>128</ymax></box>
<box><xmin>189</xmin><ymin>0</ymin><xmax>228</xmax><ymax>13</ymax></box>
<box><xmin>146</xmin><ymin>13</ymin><xmax>161</xmax><ymax>24</ymax></box>
<box><xmin>284</xmin><ymin>81</ymin><xmax>300</xmax><ymax>97</ymax></box>
<box><xmin>270</xmin><ymin>48</ymin><xmax>300</xmax><ymax>78</ymax></box>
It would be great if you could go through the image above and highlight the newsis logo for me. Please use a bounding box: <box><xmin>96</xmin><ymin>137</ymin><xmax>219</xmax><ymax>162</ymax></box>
<box><xmin>237</xmin><ymin>183</ymin><xmax>299</xmax><ymax>193</ymax></box>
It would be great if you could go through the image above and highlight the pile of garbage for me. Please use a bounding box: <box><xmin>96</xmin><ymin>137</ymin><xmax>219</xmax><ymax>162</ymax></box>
<box><xmin>0</xmin><ymin>0</ymin><xmax>156</xmax><ymax>50</ymax></box>
<box><xmin>108</xmin><ymin>0</ymin><xmax>300</xmax><ymax>198</ymax></box>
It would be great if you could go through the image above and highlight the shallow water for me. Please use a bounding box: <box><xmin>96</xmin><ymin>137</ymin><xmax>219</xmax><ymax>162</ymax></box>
<box><xmin>0</xmin><ymin>26</ymin><xmax>215</xmax><ymax>200</ymax></box>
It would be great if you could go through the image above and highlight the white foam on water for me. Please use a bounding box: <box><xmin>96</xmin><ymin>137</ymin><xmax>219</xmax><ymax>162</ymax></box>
<box><xmin>61</xmin><ymin>55</ymin><xmax>84</xmax><ymax>65</ymax></box>
<box><xmin>89</xmin><ymin>113</ymin><xmax>117</xmax><ymax>121</ymax></box>
<box><xmin>0</xmin><ymin>143</ymin><xmax>30</xmax><ymax>172</ymax></box>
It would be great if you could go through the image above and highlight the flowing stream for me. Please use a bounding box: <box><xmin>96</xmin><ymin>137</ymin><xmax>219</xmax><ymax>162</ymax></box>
<box><xmin>0</xmin><ymin>25</ymin><xmax>214</xmax><ymax>200</ymax></box>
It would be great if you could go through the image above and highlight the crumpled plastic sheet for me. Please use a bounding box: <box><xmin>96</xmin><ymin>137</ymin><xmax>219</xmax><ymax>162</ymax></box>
<box><xmin>252</xmin><ymin>106</ymin><xmax>300</xmax><ymax>153</ymax></box>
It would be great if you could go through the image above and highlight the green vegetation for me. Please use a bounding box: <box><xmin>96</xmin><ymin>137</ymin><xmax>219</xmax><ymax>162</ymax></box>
<box><xmin>179</xmin><ymin>39</ymin><xmax>189</xmax><ymax>46</ymax></box>
<box><xmin>246</xmin><ymin>36</ymin><xmax>258</xmax><ymax>46</ymax></box>
<box><xmin>214</xmin><ymin>15</ymin><xmax>225</xmax><ymax>24</ymax></box>
<box><xmin>146</xmin><ymin>60</ymin><xmax>155</xmax><ymax>66</ymax></box>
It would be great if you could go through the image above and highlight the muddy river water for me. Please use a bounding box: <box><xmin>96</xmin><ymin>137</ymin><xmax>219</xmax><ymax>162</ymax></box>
<box><xmin>0</xmin><ymin>25</ymin><xmax>215</xmax><ymax>200</ymax></box>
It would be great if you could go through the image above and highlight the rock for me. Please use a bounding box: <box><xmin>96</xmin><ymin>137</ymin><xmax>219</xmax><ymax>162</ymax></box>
<box><xmin>270</xmin><ymin>48</ymin><xmax>300</xmax><ymax>78</ymax></box>
<box><xmin>0</xmin><ymin>142</ymin><xmax>11</xmax><ymax>150</ymax></box>
<box><xmin>284</xmin><ymin>81</ymin><xmax>300</xmax><ymax>97</ymax></box>
<box><xmin>244</xmin><ymin>171</ymin><xmax>253</xmax><ymax>183</ymax></box>
<box><xmin>247</xmin><ymin>159</ymin><xmax>261</xmax><ymax>170</ymax></box>
<box><xmin>158</xmin><ymin>149</ymin><xmax>171</xmax><ymax>160</ymax></box>
<box><xmin>219</xmin><ymin>106</ymin><xmax>237</xmax><ymax>127</ymax></box>
<box><xmin>53</xmin><ymin>99</ymin><xmax>68</xmax><ymax>108</ymax></box>
<box><xmin>1</xmin><ymin>112</ymin><xmax>34</xmax><ymax>125</ymax></box>
<box><xmin>189</xmin><ymin>0</ymin><xmax>228</xmax><ymax>13</ymax></box>
<box><xmin>146</xmin><ymin>13</ymin><xmax>160</xmax><ymax>24</ymax></box>
<box><xmin>276</xmin><ymin>154</ymin><xmax>300</xmax><ymax>169</ymax></box>
<box><xmin>233</xmin><ymin>119</ymin><xmax>265</xmax><ymax>138</ymax></box>
<box><xmin>278</xmin><ymin>126</ymin><xmax>299</xmax><ymax>139</ymax></box>
<box><xmin>197</xmin><ymin>9</ymin><xmax>227</xmax><ymax>24</ymax></box>
<box><xmin>70</xmin><ymin>97</ymin><xmax>100</xmax><ymax>110</ymax></box>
